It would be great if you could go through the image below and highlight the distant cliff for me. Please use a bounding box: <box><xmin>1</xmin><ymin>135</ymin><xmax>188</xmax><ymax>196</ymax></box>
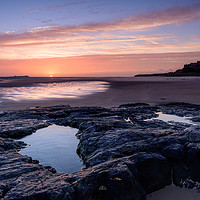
<box><xmin>0</xmin><ymin>75</ymin><xmax>29</xmax><ymax>79</ymax></box>
<box><xmin>135</xmin><ymin>61</ymin><xmax>200</xmax><ymax>77</ymax></box>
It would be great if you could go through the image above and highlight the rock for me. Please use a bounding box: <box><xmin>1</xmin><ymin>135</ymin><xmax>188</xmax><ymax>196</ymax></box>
<box><xmin>130</xmin><ymin>153</ymin><xmax>172</xmax><ymax>194</ymax></box>
<box><xmin>185</xmin><ymin>126</ymin><xmax>200</xmax><ymax>142</ymax></box>
<box><xmin>45</xmin><ymin>166</ymin><xmax>57</xmax><ymax>173</ymax></box>
<box><xmin>185</xmin><ymin>143</ymin><xmax>200</xmax><ymax>182</ymax></box>
<box><xmin>161</xmin><ymin>144</ymin><xmax>185</xmax><ymax>162</ymax></box>
<box><xmin>4</xmin><ymin>171</ymin><xmax>75</xmax><ymax>200</ymax></box>
<box><xmin>0</xmin><ymin>137</ymin><xmax>25</xmax><ymax>150</ymax></box>
<box><xmin>71</xmin><ymin>158</ymin><xmax>146</xmax><ymax>200</ymax></box>
<box><xmin>183</xmin><ymin>179</ymin><xmax>196</xmax><ymax>189</ymax></box>
<box><xmin>172</xmin><ymin>163</ymin><xmax>189</xmax><ymax>187</ymax></box>
<box><xmin>0</xmin><ymin>103</ymin><xmax>200</xmax><ymax>199</ymax></box>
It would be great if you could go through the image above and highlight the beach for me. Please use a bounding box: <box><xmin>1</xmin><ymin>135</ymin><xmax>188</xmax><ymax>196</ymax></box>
<box><xmin>147</xmin><ymin>185</ymin><xmax>200</xmax><ymax>200</ymax></box>
<box><xmin>1</xmin><ymin>76</ymin><xmax>200</xmax><ymax>111</ymax></box>
<box><xmin>2</xmin><ymin>76</ymin><xmax>200</xmax><ymax>199</ymax></box>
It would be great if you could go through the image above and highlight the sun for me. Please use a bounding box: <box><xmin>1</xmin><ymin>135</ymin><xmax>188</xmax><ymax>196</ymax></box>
<box><xmin>49</xmin><ymin>74</ymin><xmax>53</xmax><ymax>78</ymax></box>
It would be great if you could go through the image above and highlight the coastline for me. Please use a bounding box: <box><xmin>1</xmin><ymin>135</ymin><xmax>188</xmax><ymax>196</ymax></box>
<box><xmin>1</xmin><ymin>76</ymin><xmax>200</xmax><ymax>112</ymax></box>
<box><xmin>2</xmin><ymin>102</ymin><xmax>200</xmax><ymax>199</ymax></box>
<box><xmin>2</xmin><ymin>78</ymin><xmax>200</xmax><ymax>199</ymax></box>
<box><xmin>1</xmin><ymin>76</ymin><xmax>200</xmax><ymax>111</ymax></box>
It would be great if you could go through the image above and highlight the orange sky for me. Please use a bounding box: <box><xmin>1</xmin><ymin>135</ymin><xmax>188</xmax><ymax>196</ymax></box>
<box><xmin>0</xmin><ymin>52</ymin><xmax>199</xmax><ymax>77</ymax></box>
<box><xmin>1</xmin><ymin>1</ymin><xmax>200</xmax><ymax>76</ymax></box>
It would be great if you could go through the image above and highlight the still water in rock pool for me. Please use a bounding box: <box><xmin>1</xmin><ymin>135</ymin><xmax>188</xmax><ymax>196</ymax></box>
<box><xmin>146</xmin><ymin>112</ymin><xmax>199</xmax><ymax>125</ymax></box>
<box><xmin>18</xmin><ymin>125</ymin><xmax>83</xmax><ymax>173</ymax></box>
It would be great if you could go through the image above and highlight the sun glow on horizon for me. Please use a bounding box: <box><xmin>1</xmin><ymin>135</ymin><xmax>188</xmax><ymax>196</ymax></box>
<box><xmin>0</xmin><ymin>52</ymin><xmax>200</xmax><ymax>77</ymax></box>
<box><xmin>0</xmin><ymin>1</ymin><xmax>200</xmax><ymax>77</ymax></box>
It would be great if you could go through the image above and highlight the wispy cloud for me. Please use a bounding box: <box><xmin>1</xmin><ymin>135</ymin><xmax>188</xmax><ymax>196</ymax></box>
<box><xmin>45</xmin><ymin>1</ymin><xmax>86</xmax><ymax>10</ymax></box>
<box><xmin>34</xmin><ymin>19</ymin><xmax>54</xmax><ymax>25</ymax></box>
<box><xmin>1</xmin><ymin>3</ymin><xmax>200</xmax><ymax>59</ymax></box>
<box><xmin>28</xmin><ymin>1</ymin><xmax>86</xmax><ymax>13</ymax></box>
<box><xmin>27</xmin><ymin>26</ymin><xmax>58</xmax><ymax>32</ymax></box>
<box><xmin>4</xmin><ymin>30</ymin><xmax>16</xmax><ymax>34</ymax></box>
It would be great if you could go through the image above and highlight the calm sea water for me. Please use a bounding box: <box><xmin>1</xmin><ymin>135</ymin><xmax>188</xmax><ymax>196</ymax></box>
<box><xmin>0</xmin><ymin>81</ymin><xmax>109</xmax><ymax>102</ymax></box>
<box><xmin>18</xmin><ymin>125</ymin><xmax>83</xmax><ymax>173</ymax></box>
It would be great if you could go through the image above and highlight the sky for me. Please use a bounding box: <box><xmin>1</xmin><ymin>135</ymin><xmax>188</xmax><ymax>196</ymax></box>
<box><xmin>0</xmin><ymin>0</ymin><xmax>200</xmax><ymax>77</ymax></box>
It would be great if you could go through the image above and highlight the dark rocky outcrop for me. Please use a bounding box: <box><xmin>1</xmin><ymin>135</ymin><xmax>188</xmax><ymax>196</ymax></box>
<box><xmin>1</xmin><ymin>103</ymin><xmax>200</xmax><ymax>199</ymax></box>
<box><xmin>135</xmin><ymin>61</ymin><xmax>200</xmax><ymax>77</ymax></box>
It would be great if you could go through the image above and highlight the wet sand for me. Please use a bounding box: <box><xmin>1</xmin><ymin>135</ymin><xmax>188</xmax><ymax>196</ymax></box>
<box><xmin>1</xmin><ymin>76</ymin><xmax>200</xmax><ymax>111</ymax></box>
<box><xmin>147</xmin><ymin>185</ymin><xmax>200</xmax><ymax>200</ymax></box>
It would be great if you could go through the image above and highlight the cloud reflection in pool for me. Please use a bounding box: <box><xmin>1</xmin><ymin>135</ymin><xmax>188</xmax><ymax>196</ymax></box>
<box><xmin>18</xmin><ymin>125</ymin><xmax>83</xmax><ymax>173</ymax></box>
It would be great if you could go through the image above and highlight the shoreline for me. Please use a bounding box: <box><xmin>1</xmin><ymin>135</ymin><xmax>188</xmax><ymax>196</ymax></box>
<box><xmin>147</xmin><ymin>185</ymin><xmax>200</xmax><ymax>200</ymax></box>
<box><xmin>1</xmin><ymin>76</ymin><xmax>200</xmax><ymax>111</ymax></box>
<box><xmin>2</xmin><ymin>79</ymin><xmax>200</xmax><ymax>199</ymax></box>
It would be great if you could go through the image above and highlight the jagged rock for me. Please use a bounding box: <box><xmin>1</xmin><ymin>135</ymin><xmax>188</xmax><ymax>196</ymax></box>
<box><xmin>172</xmin><ymin>163</ymin><xmax>189</xmax><ymax>187</ymax></box>
<box><xmin>0</xmin><ymin>137</ymin><xmax>25</xmax><ymax>150</ymax></box>
<box><xmin>132</xmin><ymin>153</ymin><xmax>171</xmax><ymax>194</ymax></box>
<box><xmin>185</xmin><ymin>143</ymin><xmax>200</xmax><ymax>182</ymax></box>
<box><xmin>0</xmin><ymin>103</ymin><xmax>200</xmax><ymax>199</ymax></box>
<box><xmin>184</xmin><ymin>126</ymin><xmax>200</xmax><ymax>142</ymax></box>
<box><xmin>4</xmin><ymin>171</ymin><xmax>75</xmax><ymax>200</ymax></box>
<box><xmin>161</xmin><ymin>144</ymin><xmax>185</xmax><ymax>161</ymax></box>
<box><xmin>71</xmin><ymin>159</ymin><xmax>146</xmax><ymax>200</ymax></box>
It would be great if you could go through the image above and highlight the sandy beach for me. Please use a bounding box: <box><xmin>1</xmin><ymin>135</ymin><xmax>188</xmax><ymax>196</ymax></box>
<box><xmin>147</xmin><ymin>185</ymin><xmax>200</xmax><ymax>200</ymax></box>
<box><xmin>1</xmin><ymin>76</ymin><xmax>200</xmax><ymax>111</ymax></box>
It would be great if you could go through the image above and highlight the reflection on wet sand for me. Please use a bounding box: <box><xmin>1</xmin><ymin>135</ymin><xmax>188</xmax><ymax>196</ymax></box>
<box><xmin>0</xmin><ymin>81</ymin><xmax>109</xmax><ymax>101</ymax></box>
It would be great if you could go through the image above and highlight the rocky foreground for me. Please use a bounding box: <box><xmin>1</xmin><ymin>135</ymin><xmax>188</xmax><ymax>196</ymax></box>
<box><xmin>1</xmin><ymin>103</ymin><xmax>200</xmax><ymax>199</ymax></box>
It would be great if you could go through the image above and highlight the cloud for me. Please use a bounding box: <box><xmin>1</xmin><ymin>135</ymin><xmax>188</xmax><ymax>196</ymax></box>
<box><xmin>4</xmin><ymin>30</ymin><xmax>16</xmax><ymax>34</ymax></box>
<box><xmin>1</xmin><ymin>35</ymin><xmax>174</xmax><ymax>47</ymax></box>
<box><xmin>0</xmin><ymin>33</ymin><xmax>179</xmax><ymax>59</ymax></box>
<box><xmin>34</xmin><ymin>19</ymin><xmax>54</xmax><ymax>25</ymax></box>
<box><xmin>45</xmin><ymin>1</ymin><xmax>86</xmax><ymax>10</ymax></box>
<box><xmin>1</xmin><ymin>3</ymin><xmax>200</xmax><ymax>59</ymax></box>
<box><xmin>28</xmin><ymin>1</ymin><xmax>86</xmax><ymax>13</ymax></box>
<box><xmin>10</xmin><ymin>3</ymin><xmax>200</xmax><ymax>34</ymax></box>
<box><xmin>27</xmin><ymin>26</ymin><xmax>58</xmax><ymax>32</ymax></box>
